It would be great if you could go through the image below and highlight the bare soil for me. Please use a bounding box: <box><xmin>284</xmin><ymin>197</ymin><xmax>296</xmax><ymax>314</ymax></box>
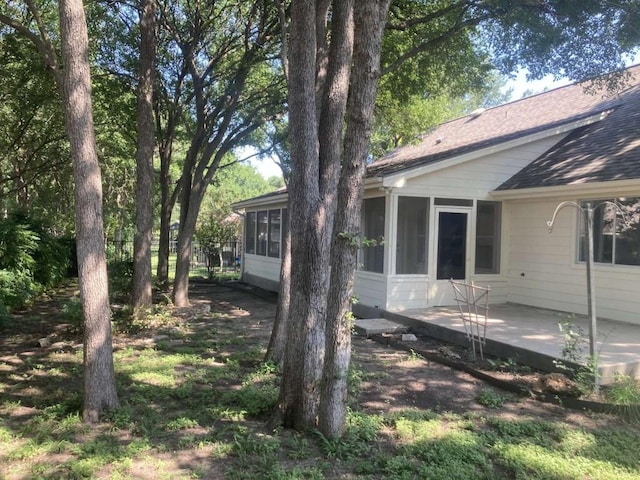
<box><xmin>0</xmin><ymin>279</ymin><xmax>626</xmax><ymax>434</ymax></box>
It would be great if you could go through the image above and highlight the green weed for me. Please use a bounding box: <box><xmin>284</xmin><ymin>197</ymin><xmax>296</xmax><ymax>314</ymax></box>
<box><xmin>476</xmin><ymin>388</ymin><xmax>508</xmax><ymax>408</ymax></box>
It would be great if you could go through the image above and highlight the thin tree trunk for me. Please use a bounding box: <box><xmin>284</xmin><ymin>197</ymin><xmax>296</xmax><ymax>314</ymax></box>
<box><xmin>58</xmin><ymin>0</ymin><xmax>119</xmax><ymax>423</ymax></box>
<box><xmin>132</xmin><ymin>0</ymin><xmax>156</xmax><ymax>309</ymax></box>
<box><xmin>266</xmin><ymin>216</ymin><xmax>291</xmax><ymax>365</ymax></box>
<box><xmin>173</xmin><ymin>170</ymin><xmax>207</xmax><ymax>307</ymax></box>
<box><xmin>319</xmin><ymin>0</ymin><xmax>390</xmax><ymax>438</ymax></box>
<box><xmin>156</xmin><ymin>153</ymin><xmax>178</xmax><ymax>286</ymax></box>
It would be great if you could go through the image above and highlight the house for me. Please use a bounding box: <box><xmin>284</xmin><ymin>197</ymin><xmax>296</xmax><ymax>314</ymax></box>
<box><xmin>233</xmin><ymin>65</ymin><xmax>640</xmax><ymax>327</ymax></box>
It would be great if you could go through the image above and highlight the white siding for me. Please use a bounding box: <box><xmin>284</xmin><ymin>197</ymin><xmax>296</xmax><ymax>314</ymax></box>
<box><xmin>506</xmin><ymin>200</ymin><xmax>640</xmax><ymax>326</ymax></box>
<box><xmin>354</xmin><ymin>271</ymin><xmax>387</xmax><ymax>309</ymax></box>
<box><xmin>387</xmin><ymin>276</ymin><xmax>430</xmax><ymax>310</ymax></box>
<box><xmin>398</xmin><ymin>135</ymin><xmax>565</xmax><ymax>198</ymax></box>
<box><xmin>243</xmin><ymin>255</ymin><xmax>281</xmax><ymax>283</ymax></box>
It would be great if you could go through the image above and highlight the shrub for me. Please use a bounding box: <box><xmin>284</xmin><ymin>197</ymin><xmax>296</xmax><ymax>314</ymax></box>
<box><xmin>108</xmin><ymin>258</ymin><xmax>134</xmax><ymax>300</ymax></box>
<box><xmin>0</xmin><ymin>212</ymin><xmax>72</xmax><ymax>313</ymax></box>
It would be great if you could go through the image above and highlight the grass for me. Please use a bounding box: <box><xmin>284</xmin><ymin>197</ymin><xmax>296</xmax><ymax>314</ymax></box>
<box><xmin>1</xmin><ymin>288</ymin><xmax>640</xmax><ymax>479</ymax></box>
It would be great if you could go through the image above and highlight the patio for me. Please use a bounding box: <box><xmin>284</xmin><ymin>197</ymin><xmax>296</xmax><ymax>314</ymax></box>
<box><xmin>357</xmin><ymin>303</ymin><xmax>640</xmax><ymax>385</ymax></box>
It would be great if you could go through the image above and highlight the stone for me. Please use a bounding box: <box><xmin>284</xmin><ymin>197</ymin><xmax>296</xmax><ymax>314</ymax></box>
<box><xmin>401</xmin><ymin>334</ymin><xmax>418</xmax><ymax>342</ymax></box>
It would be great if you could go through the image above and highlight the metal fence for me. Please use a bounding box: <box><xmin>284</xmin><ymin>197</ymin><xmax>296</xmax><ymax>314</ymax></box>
<box><xmin>105</xmin><ymin>238</ymin><xmax>241</xmax><ymax>275</ymax></box>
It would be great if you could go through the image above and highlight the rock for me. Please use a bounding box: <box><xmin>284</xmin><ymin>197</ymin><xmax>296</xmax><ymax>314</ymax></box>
<box><xmin>438</xmin><ymin>345</ymin><xmax>461</xmax><ymax>360</ymax></box>
<box><xmin>49</xmin><ymin>342</ymin><xmax>74</xmax><ymax>352</ymax></box>
<box><xmin>37</xmin><ymin>337</ymin><xmax>51</xmax><ymax>348</ymax></box>
<box><xmin>401</xmin><ymin>334</ymin><xmax>418</xmax><ymax>342</ymax></box>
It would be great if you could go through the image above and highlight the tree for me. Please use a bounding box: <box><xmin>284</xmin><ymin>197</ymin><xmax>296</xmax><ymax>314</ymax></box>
<box><xmin>0</xmin><ymin>19</ymin><xmax>71</xmax><ymax>226</ymax></box>
<box><xmin>155</xmin><ymin>0</ymin><xmax>285</xmax><ymax>307</ymax></box>
<box><xmin>280</xmin><ymin>0</ymin><xmax>640</xmax><ymax>438</ymax></box>
<box><xmin>371</xmin><ymin>74</ymin><xmax>510</xmax><ymax>158</ymax></box>
<box><xmin>1</xmin><ymin>0</ymin><xmax>121</xmax><ymax>423</ymax></box>
<box><xmin>132</xmin><ymin>0</ymin><xmax>156</xmax><ymax>309</ymax></box>
<box><xmin>57</xmin><ymin>0</ymin><xmax>119</xmax><ymax>422</ymax></box>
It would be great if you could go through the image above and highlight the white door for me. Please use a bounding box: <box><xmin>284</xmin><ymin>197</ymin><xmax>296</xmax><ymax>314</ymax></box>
<box><xmin>430</xmin><ymin>207</ymin><xmax>472</xmax><ymax>306</ymax></box>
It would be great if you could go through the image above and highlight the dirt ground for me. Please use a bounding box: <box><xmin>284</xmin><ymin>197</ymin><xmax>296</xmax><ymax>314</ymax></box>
<box><xmin>187</xmin><ymin>281</ymin><xmax>625</xmax><ymax>429</ymax></box>
<box><xmin>0</xmin><ymin>279</ymin><xmax>625</xmax><ymax>431</ymax></box>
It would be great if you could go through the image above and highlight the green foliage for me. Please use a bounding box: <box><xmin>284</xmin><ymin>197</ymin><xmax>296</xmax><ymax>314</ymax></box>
<box><xmin>315</xmin><ymin>411</ymin><xmax>383</xmax><ymax>460</ymax></box>
<box><xmin>605</xmin><ymin>374</ymin><xmax>640</xmax><ymax>421</ymax></box>
<box><xmin>218</xmin><ymin>372</ymin><xmax>279</xmax><ymax>417</ymax></box>
<box><xmin>606</xmin><ymin>374</ymin><xmax>640</xmax><ymax>406</ymax></box>
<box><xmin>554</xmin><ymin>319</ymin><xmax>600</xmax><ymax>394</ymax></box>
<box><xmin>483</xmin><ymin>0</ymin><xmax>640</xmax><ymax>87</ymax></box>
<box><xmin>476</xmin><ymin>388</ymin><xmax>508</xmax><ymax>409</ymax></box>
<box><xmin>0</xmin><ymin>212</ymin><xmax>71</xmax><ymax>313</ymax></box>
<box><xmin>3</xmin><ymin>289</ymin><xmax>640</xmax><ymax>479</ymax></box>
<box><xmin>62</xmin><ymin>299</ymin><xmax>84</xmax><ymax>334</ymax></box>
<box><xmin>107</xmin><ymin>258</ymin><xmax>134</xmax><ymax>300</ymax></box>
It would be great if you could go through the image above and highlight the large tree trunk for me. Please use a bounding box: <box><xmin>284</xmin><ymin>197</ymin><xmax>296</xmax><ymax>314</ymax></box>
<box><xmin>279</xmin><ymin>0</ymin><xmax>354</xmax><ymax>431</ymax></box>
<box><xmin>58</xmin><ymin>0</ymin><xmax>119</xmax><ymax>423</ymax></box>
<box><xmin>318</xmin><ymin>0</ymin><xmax>390</xmax><ymax>438</ymax></box>
<box><xmin>279</xmin><ymin>0</ymin><xmax>323</xmax><ymax>431</ymax></box>
<box><xmin>132</xmin><ymin>0</ymin><xmax>156</xmax><ymax>309</ymax></box>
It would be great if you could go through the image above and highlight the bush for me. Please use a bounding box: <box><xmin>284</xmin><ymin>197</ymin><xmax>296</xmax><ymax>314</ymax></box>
<box><xmin>0</xmin><ymin>212</ymin><xmax>72</xmax><ymax>313</ymax></box>
<box><xmin>0</xmin><ymin>269</ymin><xmax>39</xmax><ymax>314</ymax></box>
<box><xmin>108</xmin><ymin>258</ymin><xmax>134</xmax><ymax>300</ymax></box>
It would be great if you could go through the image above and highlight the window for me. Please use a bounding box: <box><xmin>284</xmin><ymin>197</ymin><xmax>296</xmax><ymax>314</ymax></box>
<box><xmin>396</xmin><ymin>197</ymin><xmax>429</xmax><ymax>274</ymax></box>
<box><xmin>579</xmin><ymin>198</ymin><xmax>640</xmax><ymax>266</ymax></box>
<box><xmin>256</xmin><ymin>211</ymin><xmax>268</xmax><ymax>255</ymax></box>
<box><xmin>268</xmin><ymin>210</ymin><xmax>281</xmax><ymax>258</ymax></box>
<box><xmin>245</xmin><ymin>212</ymin><xmax>256</xmax><ymax>254</ymax></box>
<box><xmin>361</xmin><ymin>197</ymin><xmax>385</xmax><ymax>273</ymax></box>
<box><xmin>245</xmin><ymin>208</ymin><xmax>287</xmax><ymax>258</ymax></box>
<box><xmin>475</xmin><ymin>201</ymin><xmax>501</xmax><ymax>274</ymax></box>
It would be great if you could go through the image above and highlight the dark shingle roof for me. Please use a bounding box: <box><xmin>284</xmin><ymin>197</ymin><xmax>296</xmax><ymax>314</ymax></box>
<box><xmin>496</xmin><ymin>83</ymin><xmax>640</xmax><ymax>190</ymax></box>
<box><xmin>367</xmin><ymin>66</ymin><xmax>640</xmax><ymax>186</ymax></box>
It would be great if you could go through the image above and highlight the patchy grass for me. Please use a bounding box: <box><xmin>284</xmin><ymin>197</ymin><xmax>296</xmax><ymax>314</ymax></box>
<box><xmin>1</xmin><ymin>284</ymin><xmax>640</xmax><ymax>479</ymax></box>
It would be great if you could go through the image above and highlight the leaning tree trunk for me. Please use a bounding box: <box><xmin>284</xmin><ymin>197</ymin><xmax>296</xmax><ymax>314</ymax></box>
<box><xmin>132</xmin><ymin>0</ymin><xmax>156</xmax><ymax>309</ymax></box>
<box><xmin>319</xmin><ymin>0</ymin><xmax>390</xmax><ymax>438</ymax></box>
<box><xmin>172</xmin><ymin>168</ymin><xmax>207</xmax><ymax>307</ymax></box>
<box><xmin>266</xmin><ymin>219</ymin><xmax>291</xmax><ymax>365</ymax></box>
<box><xmin>58</xmin><ymin>0</ymin><xmax>119</xmax><ymax>423</ymax></box>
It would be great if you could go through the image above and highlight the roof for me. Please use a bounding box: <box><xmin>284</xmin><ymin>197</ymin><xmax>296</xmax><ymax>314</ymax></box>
<box><xmin>368</xmin><ymin>65</ymin><xmax>640</xmax><ymax>188</ymax></box>
<box><xmin>496</xmin><ymin>82</ymin><xmax>640</xmax><ymax>190</ymax></box>
<box><xmin>231</xmin><ymin>186</ymin><xmax>287</xmax><ymax>209</ymax></box>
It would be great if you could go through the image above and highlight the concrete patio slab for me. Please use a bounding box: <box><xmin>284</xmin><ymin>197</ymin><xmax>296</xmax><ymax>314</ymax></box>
<box><xmin>374</xmin><ymin>303</ymin><xmax>640</xmax><ymax>385</ymax></box>
<box><xmin>354</xmin><ymin>318</ymin><xmax>409</xmax><ymax>337</ymax></box>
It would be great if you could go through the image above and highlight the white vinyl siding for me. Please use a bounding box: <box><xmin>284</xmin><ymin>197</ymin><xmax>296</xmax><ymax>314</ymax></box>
<box><xmin>242</xmin><ymin>255</ymin><xmax>281</xmax><ymax>283</ymax></box>
<box><xmin>397</xmin><ymin>135</ymin><xmax>565</xmax><ymax>197</ymax></box>
<box><xmin>353</xmin><ymin>271</ymin><xmax>387</xmax><ymax>309</ymax></box>
<box><xmin>507</xmin><ymin>200</ymin><xmax>640</xmax><ymax>326</ymax></box>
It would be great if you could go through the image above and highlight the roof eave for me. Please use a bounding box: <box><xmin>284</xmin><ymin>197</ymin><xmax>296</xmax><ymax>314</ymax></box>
<box><xmin>231</xmin><ymin>192</ymin><xmax>289</xmax><ymax>210</ymax></box>
<box><xmin>490</xmin><ymin>178</ymin><xmax>640</xmax><ymax>201</ymax></box>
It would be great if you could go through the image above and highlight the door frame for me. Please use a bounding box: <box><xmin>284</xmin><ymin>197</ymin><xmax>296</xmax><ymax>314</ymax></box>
<box><xmin>429</xmin><ymin>206</ymin><xmax>473</xmax><ymax>306</ymax></box>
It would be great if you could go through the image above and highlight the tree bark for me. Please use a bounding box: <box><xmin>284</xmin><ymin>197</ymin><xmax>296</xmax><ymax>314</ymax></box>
<box><xmin>279</xmin><ymin>0</ymin><xmax>358</xmax><ymax>432</ymax></box>
<box><xmin>58</xmin><ymin>0</ymin><xmax>119</xmax><ymax>423</ymax></box>
<box><xmin>132</xmin><ymin>0</ymin><xmax>156</xmax><ymax>309</ymax></box>
<box><xmin>266</xmin><ymin>213</ymin><xmax>291</xmax><ymax>365</ymax></box>
<box><xmin>279</xmin><ymin>0</ymin><xmax>323</xmax><ymax>431</ymax></box>
<box><xmin>319</xmin><ymin>0</ymin><xmax>390</xmax><ymax>438</ymax></box>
